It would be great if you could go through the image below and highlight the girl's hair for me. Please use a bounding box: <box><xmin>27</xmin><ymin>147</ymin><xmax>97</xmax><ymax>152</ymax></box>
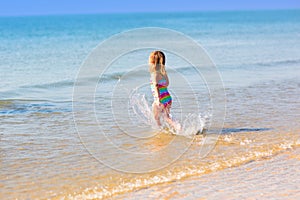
<box><xmin>149</xmin><ymin>50</ymin><xmax>166</xmax><ymax>75</ymax></box>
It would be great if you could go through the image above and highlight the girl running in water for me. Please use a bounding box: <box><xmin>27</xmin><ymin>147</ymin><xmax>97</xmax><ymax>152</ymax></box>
<box><xmin>149</xmin><ymin>50</ymin><xmax>180</xmax><ymax>130</ymax></box>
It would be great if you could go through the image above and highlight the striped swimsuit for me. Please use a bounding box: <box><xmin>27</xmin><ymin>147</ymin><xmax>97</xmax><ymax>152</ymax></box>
<box><xmin>150</xmin><ymin>74</ymin><xmax>172</xmax><ymax>108</ymax></box>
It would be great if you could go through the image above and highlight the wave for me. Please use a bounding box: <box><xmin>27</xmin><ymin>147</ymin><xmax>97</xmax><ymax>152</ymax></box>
<box><xmin>46</xmin><ymin>70</ymin><xmax>147</xmax><ymax>87</ymax></box>
<box><xmin>19</xmin><ymin>79</ymin><xmax>74</xmax><ymax>89</ymax></box>
<box><xmin>0</xmin><ymin>99</ymin><xmax>71</xmax><ymax>115</ymax></box>
<box><xmin>221</xmin><ymin>127</ymin><xmax>271</xmax><ymax>134</ymax></box>
<box><xmin>254</xmin><ymin>59</ymin><xmax>300</xmax><ymax>67</ymax></box>
<box><xmin>63</xmin><ymin>136</ymin><xmax>300</xmax><ymax>200</ymax></box>
<box><xmin>11</xmin><ymin>65</ymin><xmax>208</xmax><ymax>93</ymax></box>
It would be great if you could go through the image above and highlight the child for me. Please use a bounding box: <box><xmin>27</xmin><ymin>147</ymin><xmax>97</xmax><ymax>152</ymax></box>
<box><xmin>149</xmin><ymin>51</ymin><xmax>180</xmax><ymax>130</ymax></box>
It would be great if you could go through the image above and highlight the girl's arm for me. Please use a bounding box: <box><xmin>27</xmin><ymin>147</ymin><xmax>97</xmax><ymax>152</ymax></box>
<box><xmin>164</xmin><ymin>72</ymin><xmax>169</xmax><ymax>87</ymax></box>
<box><xmin>154</xmin><ymin>73</ymin><xmax>160</xmax><ymax>98</ymax></box>
<box><xmin>151</xmin><ymin>72</ymin><xmax>160</xmax><ymax>104</ymax></box>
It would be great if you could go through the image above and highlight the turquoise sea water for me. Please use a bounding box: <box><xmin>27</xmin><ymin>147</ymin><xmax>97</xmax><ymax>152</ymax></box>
<box><xmin>1</xmin><ymin>10</ymin><xmax>300</xmax><ymax>199</ymax></box>
<box><xmin>1</xmin><ymin>10</ymin><xmax>300</xmax><ymax>101</ymax></box>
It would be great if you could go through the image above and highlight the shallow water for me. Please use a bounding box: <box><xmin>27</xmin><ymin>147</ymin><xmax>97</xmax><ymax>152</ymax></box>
<box><xmin>1</xmin><ymin>10</ymin><xmax>300</xmax><ymax>199</ymax></box>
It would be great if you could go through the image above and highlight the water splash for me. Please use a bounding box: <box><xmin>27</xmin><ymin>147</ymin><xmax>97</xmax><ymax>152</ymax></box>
<box><xmin>175</xmin><ymin>113</ymin><xmax>208</xmax><ymax>137</ymax></box>
<box><xmin>130</xmin><ymin>93</ymin><xmax>156</xmax><ymax>127</ymax></box>
<box><xmin>130</xmin><ymin>93</ymin><xmax>210</xmax><ymax>137</ymax></box>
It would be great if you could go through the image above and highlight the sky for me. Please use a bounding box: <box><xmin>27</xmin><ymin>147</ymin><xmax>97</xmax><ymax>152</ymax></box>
<box><xmin>0</xmin><ymin>0</ymin><xmax>299</xmax><ymax>16</ymax></box>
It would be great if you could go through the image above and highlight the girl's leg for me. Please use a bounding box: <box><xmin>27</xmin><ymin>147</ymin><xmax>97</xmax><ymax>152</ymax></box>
<box><xmin>163</xmin><ymin>104</ymin><xmax>174</xmax><ymax>125</ymax></box>
<box><xmin>152</xmin><ymin>103</ymin><xmax>162</xmax><ymax>126</ymax></box>
<box><xmin>163</xmin><ymin>104</ymin><xmax>181</xmax><ymax>131</ymax></box>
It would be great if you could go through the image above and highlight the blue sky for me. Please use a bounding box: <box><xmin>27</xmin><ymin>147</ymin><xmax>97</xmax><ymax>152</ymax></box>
<box><xmin>0</xmin><ymin>0</ymin><xmax>299</xmax><ymax>16</ymax></box>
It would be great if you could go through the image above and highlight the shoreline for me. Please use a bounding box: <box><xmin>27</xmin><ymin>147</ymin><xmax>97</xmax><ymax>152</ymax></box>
<box><xmin>116</xmin><ymin>148</ymin><xmax>300</xmax><ymax>199</ymax></box>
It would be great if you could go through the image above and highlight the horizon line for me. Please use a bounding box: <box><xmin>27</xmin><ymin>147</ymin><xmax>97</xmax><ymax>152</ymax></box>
<box><xmin>0</xmin><ymin>8</ymin><xmax>299</xmax><ymax>18</ymax></box>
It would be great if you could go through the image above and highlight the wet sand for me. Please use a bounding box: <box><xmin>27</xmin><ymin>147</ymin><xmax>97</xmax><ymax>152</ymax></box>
<box><xmin>116</xmin><ymin>148</ymin><xmax>300</xmax><ymax>199</ymax></box>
